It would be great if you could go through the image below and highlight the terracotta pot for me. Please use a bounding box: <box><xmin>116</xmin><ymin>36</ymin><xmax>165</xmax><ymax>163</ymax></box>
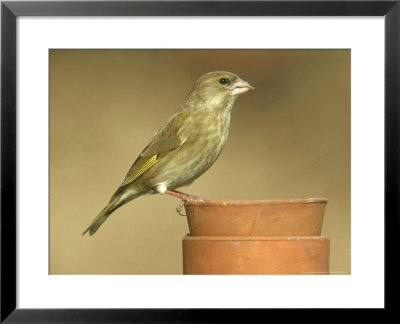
<box><xmin>184</xmin><ymin>198</ymin><xmax>327</xmax><ymax>237</ymax></box>
<box><xmin>183</xmin><ymin>235</ymin><xmax>330</xmax><ymax>275</ymax></box>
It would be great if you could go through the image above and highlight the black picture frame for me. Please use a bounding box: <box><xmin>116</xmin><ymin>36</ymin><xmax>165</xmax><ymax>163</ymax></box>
<box><xmin>1</xmin><ymin>0</ymin><xmax>398</xmax><ymax>321</ymax></box>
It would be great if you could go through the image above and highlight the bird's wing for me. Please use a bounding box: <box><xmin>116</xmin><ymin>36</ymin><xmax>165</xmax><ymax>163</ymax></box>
<box><xmin>119</xmin><ymin>111</ymin><xmax>190</xmax><ymax>188</ymax></box>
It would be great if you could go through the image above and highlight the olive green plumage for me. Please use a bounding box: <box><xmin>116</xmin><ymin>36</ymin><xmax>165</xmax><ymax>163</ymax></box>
<box><xmin>83</xmin><ymin>71</ymin><xmax>254</xmax><ymax>235</ymax></box>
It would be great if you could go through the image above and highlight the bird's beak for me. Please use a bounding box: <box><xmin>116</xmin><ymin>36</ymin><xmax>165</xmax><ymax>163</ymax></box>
<box><xmin>232</xmin><ymin>78</ymin><xmax>255</xmax><ymax>96</ymax></box>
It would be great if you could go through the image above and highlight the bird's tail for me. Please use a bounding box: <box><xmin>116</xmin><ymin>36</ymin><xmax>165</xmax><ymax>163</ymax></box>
<box><xmin>82</xmin><ymin>196</ymin><xmax>122</xmax><ymax>236</ymax></box>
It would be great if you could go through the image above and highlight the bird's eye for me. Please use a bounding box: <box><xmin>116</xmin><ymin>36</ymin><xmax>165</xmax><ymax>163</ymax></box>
<box><xmin>219</xmin><ymin>78</ymin><xmax>227</xmax><ymax>84</ymax></box>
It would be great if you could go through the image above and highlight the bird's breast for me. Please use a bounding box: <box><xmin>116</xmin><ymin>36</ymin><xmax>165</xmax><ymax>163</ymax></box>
<box><xmin>147</xmin><ymin>108</ymin><xmax>233</xmax><ymax>190</ymax></box>
<box><xmin>172</xmin><ymin>112</ymin><xmax>231</xmax><ymax>182</ymax></box>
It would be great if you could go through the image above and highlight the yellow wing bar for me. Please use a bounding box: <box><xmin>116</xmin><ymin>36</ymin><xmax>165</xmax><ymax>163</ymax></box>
<box><xmin>121</xmin><ymin>154</ymin><xmax>164</xmax><ymax>186</ymax></box>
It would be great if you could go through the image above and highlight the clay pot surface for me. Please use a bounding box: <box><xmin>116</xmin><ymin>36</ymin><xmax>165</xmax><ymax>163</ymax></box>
<box><xmin>183</xmin><ymin>235</ymin><xmax>330</xmax><ymax>275</ymax></box>
<box><xmin>184</xmin><ymin>198</ymin><xmax>327</xmax><ymax>236</ymax></box>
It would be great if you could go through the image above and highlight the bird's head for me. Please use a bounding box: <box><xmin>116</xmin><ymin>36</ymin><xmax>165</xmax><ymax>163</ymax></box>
<box><xmin>188</xmin><ymin>71</ymin><xmax>254</xmax><ymax>109</ymax></box>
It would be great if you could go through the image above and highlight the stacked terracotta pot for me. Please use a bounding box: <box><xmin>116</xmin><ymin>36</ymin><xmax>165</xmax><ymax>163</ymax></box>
<box><xmin>182</xmin><ymin>198</ymin><xmax>329</xmax><ymax>274</ymax></box>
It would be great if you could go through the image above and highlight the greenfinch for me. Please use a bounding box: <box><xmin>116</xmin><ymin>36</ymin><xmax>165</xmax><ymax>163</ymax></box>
<box><xmin>83</xmin><ymin>71</ymin><xmax>254</xmax><ymax>235</ymax></box>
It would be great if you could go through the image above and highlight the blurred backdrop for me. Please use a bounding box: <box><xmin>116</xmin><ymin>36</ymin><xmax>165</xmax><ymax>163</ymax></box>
<box><xmin>50</xmin><ymin>49</ymin><xmax>350</xmax><ymax>274</ymax></box>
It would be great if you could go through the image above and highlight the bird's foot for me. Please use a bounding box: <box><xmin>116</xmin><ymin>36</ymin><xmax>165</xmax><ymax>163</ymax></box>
<box><xmin>165</xmin><ymin>189</ymin><xmax>207</xmax><ymax>216</ymax></box>
<box><xmin>176</xmin><ymin>200</ymin><xmax>186</xmax><ymax>216</ymax></box>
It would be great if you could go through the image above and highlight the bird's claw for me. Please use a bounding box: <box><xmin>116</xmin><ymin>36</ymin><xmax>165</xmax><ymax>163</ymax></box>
<box><xmin>176</xmin><ymin>195</ymin><xmax>207</xmax><ymax>216</ymax></box>
<box><xmin>176</xmin><ymin>200</ymin><xmax>186</xmax><ymax>216</ymax></box>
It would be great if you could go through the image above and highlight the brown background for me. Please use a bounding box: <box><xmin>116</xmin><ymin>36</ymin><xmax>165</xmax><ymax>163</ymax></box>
<box><xmin>49</xmin><ymin>49</ymin><xmax>350</xmax><ymax>274</ymax></box>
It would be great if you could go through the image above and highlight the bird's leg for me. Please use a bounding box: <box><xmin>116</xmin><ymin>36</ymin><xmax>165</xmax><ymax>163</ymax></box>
<box><xmin>165</xmin><ymin>189</ymin><xmax>207</xmax><ymax>202</ymax></box>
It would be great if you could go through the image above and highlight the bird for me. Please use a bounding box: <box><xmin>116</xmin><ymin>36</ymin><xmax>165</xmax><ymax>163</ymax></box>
<box><xmin>83</xmin><ymin>71</ymin><xmax>254</xmax><ymax>236</ymax></box>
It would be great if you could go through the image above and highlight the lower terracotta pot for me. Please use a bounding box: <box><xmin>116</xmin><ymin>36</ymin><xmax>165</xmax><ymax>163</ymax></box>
<box><xmin>183</xmin><ymin>235</ymin><xmax>330</xmax><ymax>275</ymax></box>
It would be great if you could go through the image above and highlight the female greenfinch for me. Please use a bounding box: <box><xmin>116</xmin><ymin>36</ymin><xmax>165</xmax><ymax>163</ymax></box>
<box><xmin>83</xmin><ymin>71</ymin><xmax>254</xmax><ymax>235</ymax></box>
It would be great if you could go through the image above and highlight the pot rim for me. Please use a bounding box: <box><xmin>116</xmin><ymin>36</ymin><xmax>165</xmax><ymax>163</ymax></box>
<box><xmin>184</xmin><ymin>198</ymin><xmax>328</xmax><ymax>206</ymax></box>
